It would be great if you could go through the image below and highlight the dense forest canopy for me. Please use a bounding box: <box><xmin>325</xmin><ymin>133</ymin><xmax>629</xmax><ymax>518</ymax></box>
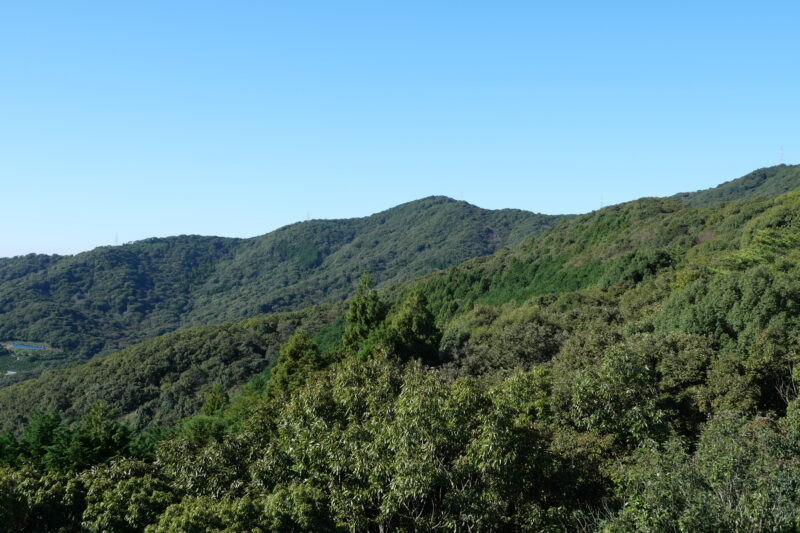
<box><xmin>0</xmin><ymin>304</ymin><xmax>341</xmax><ymax>433</ymax></box>
<box><xmin>672</xmin><ymin>164</ymin><xmax>800</xmax><ymax>207</ymax></box>
<box><xmin>1</xmin><ymin>165</ymin><xmax>800</xmax><ymax>531</ymax></box>
<box><xmin>0</xmin><ymin>197</ymin><xmax>564</xmax><ymax>382</ymax></box>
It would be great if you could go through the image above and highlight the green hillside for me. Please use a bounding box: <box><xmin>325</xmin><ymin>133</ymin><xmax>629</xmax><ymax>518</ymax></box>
<box><xmin>3</xmin><ymin>184</ymin><xmax>800</xmax><ymax>530</ymax></box>
<box><xmin>4</xmin><ymin>181</ymin><xmax>799</xmax><ymax>433</ymax></box>
<box><xmin>3</xmin><ymin>164</ymin><xmax>800</xmax><ymax>423</ymax></box>
<box><xmin>0</xmin><ymin>197</ymin><xmax>563</xmax><ymax>376</ymax></box>
<box><xmin>672</xmin><ymin>163</ymin><xmax>800</xmax><ymax>207</ymax></box>
<box><xmin>3</xmin><ymin>167</ymin><xmax>800</xmax><ymax>530</ymax></box>
<box><xmin>3</xmin><ymin>164</ymin><xmax>798</xmax><ymax>381</ymax></box>
<box><xmin>0</xmin><ymin>304</ymin><xmax>338</xmax><ymax>432</ymax></box>
<box><xmin>184</xmin><ymin>196</ymin><xmax>563</xmax><ymax>322</ymax></box>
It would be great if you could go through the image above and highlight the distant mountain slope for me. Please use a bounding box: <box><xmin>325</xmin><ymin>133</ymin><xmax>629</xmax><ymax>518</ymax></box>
<box><xmin>398</xmin><ymin>189</ymin><xmax>788</xmax><ymax>322</ymax></box>
<box><xmin>185</xmin><ymin>196</ymin><xmax>563</xmax><ymax>323</ymax></box>
<box><xmin>672</xmin><ymin>164</ymin><xmax>800</xmax><ymax>207</ymax></box>
<box><xmin>0</xmin><ymin>304</ymin><xmax>336</xmax><ymax>432</ymax></box>
<box><xmin>4</xmin><ymin>164</ymin><xmax>798</xmax><ymax>386</ymax></box>
<box><xmin>5</xmin><ymin>185</ymin><xmax>800</xmax><ymax>432</ymax></box>
<box><xmin>0</xmin><ymin>253</ymin><xmax>62</xmax><ymax>284</ymax></box>
<box><xmin>6</xmin><ymin>169</ymin><xmax>800</xmax><ymax>530</ymax></box>
<box><xmin>0</xmin><ymin>196</ymin><xmax>564</xmax><ymax>367</ymax></box>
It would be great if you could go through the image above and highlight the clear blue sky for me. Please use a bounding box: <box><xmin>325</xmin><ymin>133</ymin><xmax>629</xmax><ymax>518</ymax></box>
<box><xmin>1</xmin><ymin>1</ymin><xmax>797</xmax><ymax>257</ymax></box>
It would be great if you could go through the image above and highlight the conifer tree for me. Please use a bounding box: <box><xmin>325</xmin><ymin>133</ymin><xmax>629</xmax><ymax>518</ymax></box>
<box><xmin>268</xmin><ymin>331</ymin><xmax>322</xmax><ymax>398</ymax></box>
<box><xmin>342</xmin><ymin>275</ymin><xmax>388</xmax><ymax>351</ymax></box>
<box><xmin>201</xmin><ymin>384</ymin><xmax>229</xmax><ymax>416</ymax></box>
<box><xmin>389</xmin><ymin>290</ymin><xmax>441</xmax><ymax>364</ymax></box>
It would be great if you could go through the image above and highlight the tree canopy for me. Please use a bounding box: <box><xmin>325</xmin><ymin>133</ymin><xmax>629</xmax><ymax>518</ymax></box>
<box><xmin>2</xmin><ymin>167</ymin><xmax>800</xmax><ymax>530</ymax></box>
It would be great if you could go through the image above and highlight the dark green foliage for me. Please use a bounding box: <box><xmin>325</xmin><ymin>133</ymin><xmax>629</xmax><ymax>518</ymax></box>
<box><xmin>342</xmin><ymin>275</ymin><xmax>388</xmax><ymax>353</ymax></box>
<box><xmin>657</xmin><ymin>267</ymin><xmax>800</xmax><ymax>351</ymax></box>
<box><xmin>46</xmin><ymin>402</ymin><xmax>133</xmax><ymax>471</ymax></box>
<box><xmin>385</xmin><ymin>290</ymin><xmax>441</xmax><ymax>364</ymax></box>
<box><xmin>0</xmin><ymin>197</ymin><xmax>564</xmax><ymax>373</ymax></box>
<box><xmin>18</xmin><ymin>410</ymin><xmax>63</xmax><ymax>465</ymax></box>
<box><xmin>673</xmin><ymin>163</ymin><xmax>800</xmax><ymax>207</ymax></box>
<box><xmin>0</xmin><ymin>406</ymin><xmax>135</xmax><ymax>475</ymax></box>
<box><xmin>0</xmin><ymin>253</ymin><xmax>61</xmax><ymax>283</ymax></box>
<box><xmin>0</xmin><ymin>431</ymin><xmax>18</xmax><ymax>466</ymax></box>
<box><xmin>599</xmin><ymin>248</ymin><xmax>676</xmax><ymax>288</ymax></box>
<box><xmin>0</xmin><ymin>306</ymin><xmax>336</xmax><ymax>432</ymax></box>
<box><xmin>0</xmin><ymin>466</ymin><xmax>87</xmax><ymax>532</ymax></box>
<box><xmin>440</xmin><ymin>304</ymin><xmax>565</xmax><ymax>378</ymax></box>
<box><xmin>80</xmin><ymin>458</ymin><xmax>175</xmax><ymax>533</ymax></box>
<box><xmin>200</xmin><ymin>384</ymin><xmax>228</xmax><ymax>416</ymax></box>
<box><xmin>266</xmin><ymin>331</ymin><xmax>323</xmax><ymax>398</ymax></box>
<box><xmin>608</xmin><ymin>413</ymin><xmax>800</xmax><ymax>532</ymax></box>
<box><xmin>3</xmin><ymin>169</ymin><xmax>800</xmax><ymax>530</ymax></box>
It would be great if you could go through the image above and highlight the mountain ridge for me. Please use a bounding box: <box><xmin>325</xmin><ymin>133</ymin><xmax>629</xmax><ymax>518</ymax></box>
<box><xmin>2</xmin><ymin>164</ymin><xmax>799</xmax><ymax>384</ymax></box>
<box><xmin>0</xmin><ymin>196</ymin><xmax>565</xmax><ymax>376</ymax></box>
<box><xmin>4</xmin><ymin>168</ymin><xmax>800</xmax><ymax>530</ymax></box>
<box><xmin>672</xmin><ymin>163</ymin><xmax>800</xmax><ymax>207</ymax></box>
<box><xmin>5</xmin><ymin>171</ymin><xmax>800</xmax><ymax>430</ymax></box>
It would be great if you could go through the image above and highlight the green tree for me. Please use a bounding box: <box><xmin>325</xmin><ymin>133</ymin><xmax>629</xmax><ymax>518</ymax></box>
<box><xmin>258</xmin><ymin>484</ymin><xmax>338</xmax><ymax>532</ymax></box>
<box><xmin>0</xmin><ymin>431</ymin><xmax>19</xmax><ymax>467</ymax></box>
<box><xmin>47</xmin><ymin>402</ymin><xmax>132</xmax><ymax>471</ymax></box>
<box><xmin>268</xmin><ymin>331</ymin><xmax>323</xmax><ymax>399</ymax></box>
<box><xmin>342</xmin><ymin>275</ymin><xmax>388</xmax><ymax>352</ymax></box>
<box><xmin>18</xmin><ymin>410</ymin><xmax>64</xmax><ymax>467</ymax></box>
<box><xmin>0</xmin><ymin>465</ymin><xmax>86</xmax><ymax>532</ymax></box>
<box><xmin>201</xmin><ymin>384</ymin><xmax>229</xmax><ymax>416</ymax></box>
<box><xmin>80</xmin><ymin>458</ymin><xmax>175</xmax><ymax>533</ymax></box>
<box><xmin>569</xmin><ymin>343</ymin><xmax>668</xmax><ymax>448</ymax></box>
<box><xmin>387</xmin><ymin>290</ymin><xmax>441</xmax><ymax>364</ymax></box>
<box><xmin>145</xmin><ymin>496</ymin><xmax>257</xmax><ymax>533</ymax></box>
<box><xmin>609</xmin><ymin>413</ymin><xmax>800</xmax><ymax>532</ymax></box>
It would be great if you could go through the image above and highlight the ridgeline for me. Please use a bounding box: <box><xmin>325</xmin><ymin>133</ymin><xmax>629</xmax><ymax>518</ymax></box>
<box><xmin>0</xmin><ymin>196</ymin><xmax>565</xmax><ymax>381</ymax></box>
<box><xmin>1</xmin><ymin>165</ymin><xmax>800</xmax><ymax>531</ymax></box>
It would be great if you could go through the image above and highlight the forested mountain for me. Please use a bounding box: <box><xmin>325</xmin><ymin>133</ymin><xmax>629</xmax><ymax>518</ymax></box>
<box><xmin>4</xmin><ymin>164</ymin><xmax>798</xmax><ymax>374</ymax></box>
<box><xmin>0</xmin><ymin>304</ymin><xmax>340</xmax><ymax>432</ymax></box>
<box><xmin>3</xmin><ymin>167</ymin><xmax>800</xmax><ymax>531</ymax></box>
<box><xmin>0</xmin><ymin>197</ymin><xmax>563</xmax><ymax>373</ymax></box>
<box><xmin>672</xmin><ymin>163</ymin><xmax>800</xmax><ymax>207</ymax></box>
<box><xmin>4</xmin><ymin>173</ymin><xmax>800</xmax><ymax>434</ymax></box>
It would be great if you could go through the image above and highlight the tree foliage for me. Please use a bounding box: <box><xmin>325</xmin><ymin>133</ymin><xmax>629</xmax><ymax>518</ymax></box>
<box><xmin>0</xmin><ymin>198</ymin><xmax>563</xmax><ymax>369</ymax></box>
<box><xmin>2</xmin><ymin>170</ymin><xmax>800</xmax><ymax>530</ymax></box>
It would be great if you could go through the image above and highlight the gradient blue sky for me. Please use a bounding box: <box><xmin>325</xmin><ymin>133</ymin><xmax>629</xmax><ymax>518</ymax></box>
<box><xmin>1</xmin><ymin>1</ymin><xmax>797</xmax><ymax>257</ymax></box>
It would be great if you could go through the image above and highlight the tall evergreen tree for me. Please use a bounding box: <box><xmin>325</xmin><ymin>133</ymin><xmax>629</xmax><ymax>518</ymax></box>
<box><xmin>268</xmin><ymin>332</ymin><xmax>323</xmax><ymax>398</ymax></box>
<box><xmin>389</xmin><ymin>290</ymin><xmax>441</xmax><ymax>364</ymax></box>
<box><xmin>342</xmin><ymin>275</ymin><xmax>388</xmax><ymax>351</ymax></box>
